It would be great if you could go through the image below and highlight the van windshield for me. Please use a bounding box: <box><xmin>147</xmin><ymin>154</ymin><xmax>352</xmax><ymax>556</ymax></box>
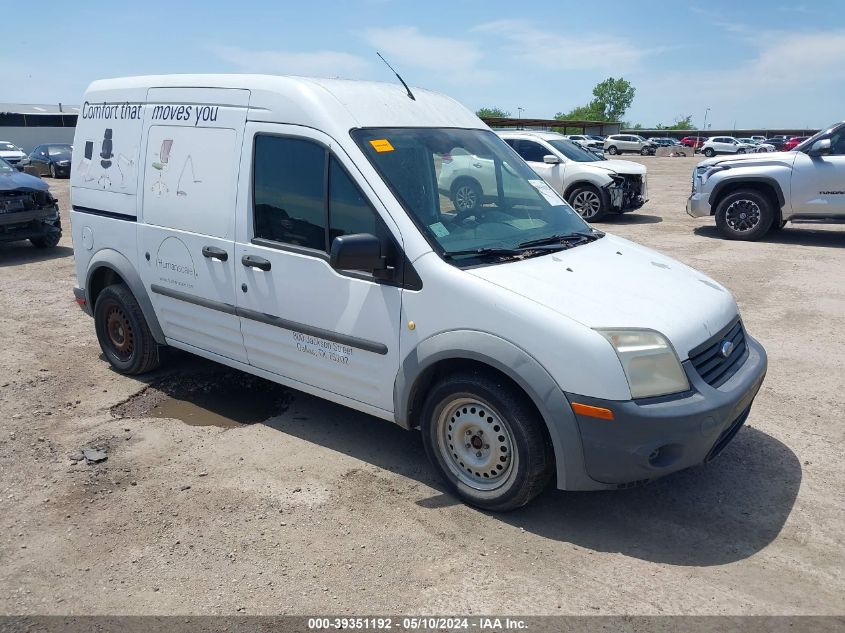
<box><xmin>352</xmin><ymin>128</ymin><xmax>592</xmax><ymax>264</ymax></box>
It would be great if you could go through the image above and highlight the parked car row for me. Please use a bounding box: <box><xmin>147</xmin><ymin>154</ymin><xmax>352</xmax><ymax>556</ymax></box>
<box><xmin>0</xmin><ymin>141</ymin><xmax>74</xmax><ymax>178</ymax></box>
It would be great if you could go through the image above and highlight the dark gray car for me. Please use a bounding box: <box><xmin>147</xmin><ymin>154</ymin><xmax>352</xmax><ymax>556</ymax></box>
<box><xmin>0</xmin><ymin>158</ymin><xmax>61</xmax><ymax>248</ymax></box>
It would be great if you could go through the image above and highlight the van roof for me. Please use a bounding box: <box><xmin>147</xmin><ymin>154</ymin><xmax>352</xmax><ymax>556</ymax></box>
<box><xmin>84</xmin><ymin>74</ymin><xmax>483</xmax><ymax>134</ymax></box>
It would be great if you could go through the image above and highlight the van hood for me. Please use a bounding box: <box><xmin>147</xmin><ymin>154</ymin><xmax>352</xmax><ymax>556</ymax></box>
<box><xmin>467</xmin><ymin>234</ymin><xmax>737</xmax><ymax>359</ymax></box>
<box><xmin>587</xmin><ymin>159</ymin><xmax>646</xmax><ymax>176</ymax></box>
<box><xmin>697</xmin><ymin>151</ymin><xmax>798</xmax><ymax>169</ymax></box>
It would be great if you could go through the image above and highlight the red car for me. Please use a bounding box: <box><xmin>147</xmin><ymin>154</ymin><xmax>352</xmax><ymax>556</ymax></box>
<box><xmin>680</xmin><ymin>136</ymin><xmax>706</xmax><ymax>149</ymax></box>
<box><xmin>784</xmin><ymin>136</ymin><xmax>809</xmax><ymax>151</ymax></box>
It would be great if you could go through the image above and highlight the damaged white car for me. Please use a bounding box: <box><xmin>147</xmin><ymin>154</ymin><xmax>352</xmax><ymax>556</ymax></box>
<box><xmin>439</xmin><ymin>131</ymin><xmax>647</xmax><ymax>221</ymax></box>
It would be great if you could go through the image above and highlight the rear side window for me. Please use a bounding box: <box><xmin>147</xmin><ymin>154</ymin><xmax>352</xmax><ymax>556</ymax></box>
<box><xmin>253</xmin><ymin>135</ymin><xmax>384</xmax><ymax>252</ymax></box>
<box><xmin>515</xmin><ymin>140</ymin><xmax>548</xmax><ymax>163</ymax></box>
<box><xmin>253</xmin><ymin>136</ymin><xmax>327</xmax><ymax>250</ymax></box>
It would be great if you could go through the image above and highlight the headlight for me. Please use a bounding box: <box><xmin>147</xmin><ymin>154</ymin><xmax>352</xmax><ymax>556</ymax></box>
<box><xmin>695</xmin><ymin>164</ymin><xmax>728</xmax><ymax>186</ymax></box>
<box><xmin>596</xmin><ymin>329</ymin><xmax>690</xmax><ymax>399</ymax></box>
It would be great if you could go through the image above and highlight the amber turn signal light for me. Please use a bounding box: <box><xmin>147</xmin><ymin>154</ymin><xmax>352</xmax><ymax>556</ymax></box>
<box><xmin>571</xmin><ymin>402</ymin><xmax>615</xmax><ymax>420</ymax></box>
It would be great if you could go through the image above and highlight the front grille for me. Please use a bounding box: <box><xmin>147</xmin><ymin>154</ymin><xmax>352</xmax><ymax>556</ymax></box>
<box><xmin>689</xmin><ymin>319</ymin><xmax>748</xmax><ymax>388</ymax></box>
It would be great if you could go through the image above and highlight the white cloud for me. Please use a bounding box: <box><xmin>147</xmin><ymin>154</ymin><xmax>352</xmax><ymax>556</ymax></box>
<box><xmin>214</xmin><ymin>46</ymin><xmax>370</xmax><ymax>79</ymax></box>
<box><xmin>631</xmin><ymin>29</ymin><xmax>845</xmax><ymax>127</ymax></box>
<box><xmin>363</xmin><ymin>26</ymin><xmax>495</xmax><ymax>83</ymax></box>
<box><xmin>473</xmin><ymin>20</ymin><xmax>661</xmax><ymax>73</ymax></box>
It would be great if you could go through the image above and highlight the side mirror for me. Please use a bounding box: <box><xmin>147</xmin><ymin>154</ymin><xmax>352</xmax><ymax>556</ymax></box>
<box><xmin>809</xmin><ymin>138</ymin><xmax>831</xmax><ymax>157</ymax></box>
<box><xmin>330</xmin><ymin>233</ymin><xmax>390</xmax><ymax>278</ymax></box>
<box><xmin>542</xmin><ymin>154</ymin><xmax>561</xmax><ymax>164</ymax></box>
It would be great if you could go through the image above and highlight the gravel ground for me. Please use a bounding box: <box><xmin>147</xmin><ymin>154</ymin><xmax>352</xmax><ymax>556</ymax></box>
<box><xmin>0</xmin><ymin>156</ymin><xmax>843</xmax><ymax>616</ymax></box>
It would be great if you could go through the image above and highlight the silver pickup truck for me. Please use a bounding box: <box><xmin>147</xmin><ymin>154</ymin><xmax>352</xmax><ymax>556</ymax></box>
<box><xmin>687</xmin><ymin>121</ymin><xmax>845</xmax><ymax>240</ymax></box>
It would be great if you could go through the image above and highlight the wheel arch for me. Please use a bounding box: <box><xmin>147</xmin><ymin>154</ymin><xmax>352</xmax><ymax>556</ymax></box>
<box><xmin>85</xmin><ymin>249</ymin><xmax>166</xmax><ymax>344</ymax></box>
<box><xmin>394</xmin><ymin>330</ymin><xmax>593</xmax><ymax>490</ymax></box>
<box><xmin>709</xmin><ymin>177</ymin><xmax>785</xmax><ymax>218</ymax></box>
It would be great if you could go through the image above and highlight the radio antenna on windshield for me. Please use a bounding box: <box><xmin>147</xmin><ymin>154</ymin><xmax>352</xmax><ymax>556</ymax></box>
<box><xmin>376</xmin><ymin>52</ymin><xmax>415</xmax><ymax>101</ymax></box>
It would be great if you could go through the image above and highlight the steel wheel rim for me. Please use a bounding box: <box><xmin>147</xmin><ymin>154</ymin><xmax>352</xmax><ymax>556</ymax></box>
<box><xmin>454</xmin><ymin>185</ymin><xmax>477</xmax><ymax>211</ymax></box>
<box><xmin>105</xmin><ymin>305</ymin><xmax>134</xmax><ymax>361</ymax></box>
<box><xmin>436</xmin><ymin>397</ymin><xmax>515</xmax><ymax>491</ymax></box>
<box><xmin>572</xmin><ymin>190</ymin><xmax>601</xmax><ymax>219</ymax></box>
<box><xmin>725</xmin><ymin>199</ymin><xmax>761</xmax><ymax>232</ymax></box>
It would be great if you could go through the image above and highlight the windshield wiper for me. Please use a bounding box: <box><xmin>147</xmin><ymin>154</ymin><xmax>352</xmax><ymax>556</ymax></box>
<box><xmin>517</xmin><ymin>230</ymin><xmax>604</xmax><ymax>249</ymax></box>
<box><xmin>442</xmin><ymin>244</ymin><xmax>566</xmax><ymax>260</ymax></box>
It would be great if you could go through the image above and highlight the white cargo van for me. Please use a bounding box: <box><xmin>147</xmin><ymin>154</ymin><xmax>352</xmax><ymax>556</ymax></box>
<box><xmin>71</xmin><ymin>75</ymin><xmax>767</xmax><ymax>510</ymax></box>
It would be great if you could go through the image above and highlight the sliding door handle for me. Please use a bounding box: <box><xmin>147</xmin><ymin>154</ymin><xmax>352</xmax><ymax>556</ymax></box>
<box><xmin>202</xmin><ymin>246</ymin><xmax>228</xmax><ymax>261</ymax></box>
<box><xmin>241</xmin><ymin>254</ymin><xmax>271</xmax><ymax>271</ymax></box>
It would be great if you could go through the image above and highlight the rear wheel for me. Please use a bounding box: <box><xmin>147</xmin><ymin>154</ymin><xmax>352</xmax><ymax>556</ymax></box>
<box><xmin>703</xmin><ymin>148</ymin><xmax>715</xmax><ymax>157</ymax></box>
<box><xmin>567</xmin><ymin>184</ymin><xmax>609</xmax><ymax>222</ymax></box>
<box><xmin>450</xmin><ymin>179</ymin><xmax>482</xmax><ymax>213</ymax></box>
<box><xmin>715</xmin><ymin>189</ymin><xmax>774</xmax><ymax>241</ymax></box>
<box><xmin>420</xmin><ymin>370</ymin><xmax>554</xmax><ymax>511</ymax></box>
<box><xmin>94</xmin><ymin>284</ymin><xmax>162</xmax><ymax>375</ymax></box>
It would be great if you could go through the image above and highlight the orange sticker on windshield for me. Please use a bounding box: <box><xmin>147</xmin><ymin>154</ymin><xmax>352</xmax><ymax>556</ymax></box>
<box><xmin>370</xmin><ymin>139</ymin><xmax>394</xmax><ymax>153</ymax></box>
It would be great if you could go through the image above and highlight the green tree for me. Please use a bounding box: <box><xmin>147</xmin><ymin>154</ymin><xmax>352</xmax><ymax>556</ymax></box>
<box><xmin>553</xmin><ymin>77</ymin><xmax>636</xmax><ymax>131</ymax></box>
<box><xmin>590</xmin><ymin>77</ymin><xmax>636</xmax><ymax>122</ymax></box>
<box><xmin>476</xmin><ymin>107</ymin><xmax>511</xmax><ymax>118</ymax></box>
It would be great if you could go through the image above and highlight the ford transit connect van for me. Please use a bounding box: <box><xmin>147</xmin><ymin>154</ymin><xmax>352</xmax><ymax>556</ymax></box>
<box><xmin>70</xmin><ymin>75</ymin><xmax>767</xmax><ymax>510</ymax></box>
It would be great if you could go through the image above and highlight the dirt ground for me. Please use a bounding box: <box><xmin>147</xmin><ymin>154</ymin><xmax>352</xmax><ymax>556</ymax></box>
<box><xmin>1</xmin><ymin>155</ymin><xmax>843</xmax><ymax>616</ymax></box>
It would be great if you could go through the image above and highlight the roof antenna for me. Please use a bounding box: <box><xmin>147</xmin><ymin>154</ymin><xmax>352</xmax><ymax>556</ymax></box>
<box><xmin>377</xmin><ymin>52</ymin><xmax>415</xmax><ymax>101</ymax></box>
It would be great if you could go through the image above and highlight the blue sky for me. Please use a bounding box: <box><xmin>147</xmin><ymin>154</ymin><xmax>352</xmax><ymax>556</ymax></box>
<box><xmin>2</xmin><ymin>0</ymin><xmax>843</xmax><ymax>129</ymax></box>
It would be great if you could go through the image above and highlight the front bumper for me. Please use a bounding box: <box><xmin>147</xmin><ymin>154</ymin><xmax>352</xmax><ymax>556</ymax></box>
<box><xmin>566</xmin><ymin>333</ymin><xmax>767</xmax><ymax>486</ymax></box>
<box><xmin>687</xmin><ymin>191</ymin><xmax>712</xmax><ymax>217</ymax></box>
<box><xmin>0</xmin><ymin>207</ymin><xmax>61</xmax><ymax>243</ymax></box>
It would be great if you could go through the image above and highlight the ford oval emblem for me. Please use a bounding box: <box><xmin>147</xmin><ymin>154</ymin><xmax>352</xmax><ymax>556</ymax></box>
<box><xmin>720</xmin><ymin>340</ymin><xmax>735</xmax><ymax>358</ymax></box>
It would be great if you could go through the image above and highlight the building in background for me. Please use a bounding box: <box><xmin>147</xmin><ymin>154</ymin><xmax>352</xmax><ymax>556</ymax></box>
<box><xmin>0</xmin><ymin>104</ymin><xmax>79</xmax><ymax>153</ymax></box>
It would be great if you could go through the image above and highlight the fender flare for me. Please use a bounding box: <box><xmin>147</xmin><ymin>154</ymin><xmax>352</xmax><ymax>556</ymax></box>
<box><xmin>393</xmin><ymin>329</ymin><xmax>595</xmax><ymax>490</ymax></box>
<box><xmin>709</xmin><ymin>176</ymin><xmax>786</xmax><ymax>211</ymax></box>
<box><xmin>85</xmin><ymin>248</ymin><xmax>166</xmax><ymax>345</ymax></box>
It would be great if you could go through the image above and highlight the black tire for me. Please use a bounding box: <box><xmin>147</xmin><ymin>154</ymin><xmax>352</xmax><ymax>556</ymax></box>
<box><xmin>94</xmin><ymin>284</ymin><xmax>162</xmax><ymax>375</ymax></box>
<box><xmin>607</xmin><ymin>145</ymin><xmax>618</xmax><ymax>155</ymax></box>
<box><xmin>30</xmin><ymin>232</ymin><xmax>61</xmax><ymax>248</ymax></box>
<box><xmin>640</xmin><ymin>147</ymin><xmax>651</xmax><ymax>156</ymax></box>
<box><xmin>49</xmin><ymin>163</ymin><xmax>56</xmax><ymax>178</ymax></box>
<box><xmin>567</xmin><ymin>184</ymin><xmax>609</xmax><ymax>222</ymax></box>
<box><xmin>771</xmin><ymin>219</ymin><xmax>787</xmax><ymax>231</ymax></box>
<box><xmin>30</xmin><ymin>219</ymin><xmax>61</xmax><ymax>248</ymax></box>
<box><xmin>714</xmin><ymin>189</ymin><xmax>774</xmax><ymax>241</ymax></box>
<box><xmin>703</xmin><ymin>148</ymin><xmax>715</xmax><ymax>157</ymax></box>
<box><xmin>450</xmin><ymin>178</ymin><xmax>482</xmax><ymax>213</ymax></box>
<box><xmin>420</xmin><ymin>369</ymin><xmax>554</xmax><ymax>511</ymax></box>
<box><xmin>737</xmin><ymin>148</ymin><xmax>746</xmax><ymax>154</ymax></box>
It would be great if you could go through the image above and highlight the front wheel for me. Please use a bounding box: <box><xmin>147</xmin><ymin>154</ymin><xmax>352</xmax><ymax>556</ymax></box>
<box><xmin>49</xmin><ymin>163</ymin><xmax>57</xmax><ymax>178</ymax></box>
<box><xmin>94</xmin><ymin>283</ymin><xmax>163</xmax><ymax>375</ymax></box>
<box><xmin>420</xmin><ymin>371</ymin><xmax>554</xmax><ymax>511</ymax></box>
<box><xmin>567</xmin><ymin>184</ymin><xmax>609</xmax><ymax>222</ymax></box>
<box><xmin>715</xmin><ymin>189</ymin><xmax>774</xmax><ymax>241</ymax></box>
<box><xmin>640</xmin><ymin>147</ymin><xmax>651</xmax><ymax>156</ymax></box>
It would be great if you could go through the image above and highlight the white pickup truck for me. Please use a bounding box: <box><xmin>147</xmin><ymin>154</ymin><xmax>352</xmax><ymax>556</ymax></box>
<box><xmin>687</xmin><ymin>121</ymin><xmax>845</xmax><ymax>240</ymax></box>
